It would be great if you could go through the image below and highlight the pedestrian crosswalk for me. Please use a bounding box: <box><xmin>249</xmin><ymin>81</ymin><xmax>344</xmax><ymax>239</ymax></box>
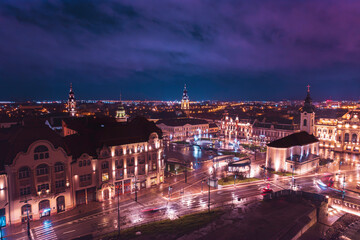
<box><xmin>32</xmin><ymin>221</ymin><xmax>57</xmax><ymax>240</ymax></box>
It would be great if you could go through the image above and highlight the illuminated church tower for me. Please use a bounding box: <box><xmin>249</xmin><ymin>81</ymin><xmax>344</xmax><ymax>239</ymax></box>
<box><xmin>115</xmin><ymin>93</ymin><xmax>128</xmax><ymax>122</ymax></box>
<box><xmin>300</xmin><ymin>85</ymin><xmax>315</xmax><ymax>135</ymax></box>
<box><xmin>181</xmin><ymin>84</ymin><xmax>190</xmax><ymax>117</ymax></box>
<box><xmin>68</xmin><ymin>83</ymin><xmax>76</xmax><ymax>117</ymax></box>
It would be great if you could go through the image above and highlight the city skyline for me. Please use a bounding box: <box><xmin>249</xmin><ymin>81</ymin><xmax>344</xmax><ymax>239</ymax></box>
<box><xmin>2</xmin><ymin>1</ymin><xmax>360</xmax><ymax>101</ymax></box>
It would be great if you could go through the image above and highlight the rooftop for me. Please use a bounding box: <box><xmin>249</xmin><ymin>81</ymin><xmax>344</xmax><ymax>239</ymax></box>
<box><xmin>267</xmin><ymin>131</ymin><xmax>318</xmax><ymax>148</ymax></box>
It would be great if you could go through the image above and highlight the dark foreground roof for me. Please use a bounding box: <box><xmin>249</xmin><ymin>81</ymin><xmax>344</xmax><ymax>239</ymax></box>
<box><xmin>156</xmin><ymin>118</ymin><xmax>208</xmax><ymax>126</ymax></box>
<box><xmin>64</xmin><ymin>116</ymin><xmax>163</xmax><ymax>158</ymax></box>
<box><xmin>0</xmin><ymin>117</ymin><xmax>163</xmax><ymax>166</ymax></box>
<box><xmin>267</xmin><ymin>131</ymin><xmax>318</xmax><ymax>148</ymax></box>
<box><xmin>0</xmin><ymin>121</ymin><xmax>67</xmax><ymax>169</ymax></box>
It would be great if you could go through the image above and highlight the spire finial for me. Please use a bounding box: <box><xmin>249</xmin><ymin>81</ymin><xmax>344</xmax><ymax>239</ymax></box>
<box><xmin>307</xmin><ymin>84</ymin><xmax>310</xmax><ymax>93</ymax></box>
<box><xmin>70</xmin><ymin>83</ymin><xmax>72</xmax><ymax>90</ymax></box>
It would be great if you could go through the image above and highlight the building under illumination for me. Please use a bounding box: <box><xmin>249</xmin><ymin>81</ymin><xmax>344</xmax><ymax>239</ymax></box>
<box><xmin>0</xmin><ymin>117</ymin><xmax>164</xmax><ymax>225</ymax></box>
<box><xmin>115</xmin><ymin>104</ymin><xmax>128</xmax><ymax>122</ymax></box>
<box><xmin>0</xmin><ymin>121</ymin><xmax>73</xmax><ymax>225</ymax></box>
<box><xmin>266</xmin><ymin>131</ymin><xmax>320</xmax><ymax>174</ymax></box>
<box><xmin>316</xmin><ymin>109</ymin><xmax>360</xmax><ymax>153</ymax></box>
<box><xmin>156</xmin><ymin>118</ymin><xmax>209</xmax><ymax>141</ymax></box>
<box><xmin>266</xmin><ymin>87</ymin><xmax>320</xmax><ymax>174</ymax></box>
<box><xmin>63</xmin><ymin>116</ymin><xmax>164</xmax><ymax>204</ymax></box>
<box><xmin>220</xmin><ymin>113</ymin><xmax>298</xmax><ymax>144</ymax></box>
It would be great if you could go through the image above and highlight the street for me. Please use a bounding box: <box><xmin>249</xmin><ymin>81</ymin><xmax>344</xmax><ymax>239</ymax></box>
<box><xmin>5</xmin><ymin>144</ymin><xmax>360</xmax><ymax>240</ymax></box>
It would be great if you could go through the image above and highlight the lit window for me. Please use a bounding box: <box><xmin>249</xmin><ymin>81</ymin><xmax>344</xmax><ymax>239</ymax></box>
<box><xmin>102</xmin><ymin>173</ymin><xmax>109</xmax><ymax>182</ymax></box>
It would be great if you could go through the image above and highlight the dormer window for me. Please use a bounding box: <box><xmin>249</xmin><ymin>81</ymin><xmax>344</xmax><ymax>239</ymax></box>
<box><xmin>34</xmin><ymin>145</ymin><xmax>49</xmax><ymax>160</ymax></box>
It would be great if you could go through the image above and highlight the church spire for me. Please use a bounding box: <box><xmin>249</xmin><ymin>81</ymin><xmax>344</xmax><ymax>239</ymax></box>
<box><xmin>68</xmin><ymin>83</ymin><xmax>76</xmax><ymax>116</ymax></box>
<box><xmin>302</xmin><ymin>84</ymin><xmax>314</xmax><ymax>113</ymax></box>
<box><xmin>181</xmin><ymin>84</ymin><xmax>190</xmax><ymax>117</ymax></box>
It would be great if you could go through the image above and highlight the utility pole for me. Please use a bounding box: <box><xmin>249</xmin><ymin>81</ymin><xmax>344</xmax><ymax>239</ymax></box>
<box><xmin>208</xmin><ymin>177</ymin><xmax>210</xmax><ymax>212</ymax></box>
<box><xmin>134</xmin><ymin>179</ymin><xmax>138</xmax><ymax>202</ymax></box>
<box><xmin>117</xmin><ymin>185</ymin><xmax>120</xmax><ymax>237</ymax></box>
<box><xmin>20</xmin><ymin>197</ymin><xmax>32</xmax><ymax>239</ymax></box>
<box><xmin>168</xmin><ymin>186</ymin><xmax>172</xmax><ymax>199</ymax></box>
<box><xmin>292</xmin><ymin>165</ymin><xmax>295</xmax><ymax>190</ymax></box>
<box><xmin>342</xmin><ymin>174</ymin><xmax>346</xmax><ymax>200</ymax></box>
<box><xmin>184</xmin><ymin>166</ymin><xmax>187</xmax><ymax>183</ymax></box>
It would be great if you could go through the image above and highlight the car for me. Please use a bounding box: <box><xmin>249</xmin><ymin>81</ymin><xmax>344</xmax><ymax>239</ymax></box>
<box><xmin>141</xmin><ymin>207</ymin><xmax>166</xmax><ymax>213</ymax></box>
<box><xmin>261</xmin><ymin>188</ymin><xmax>273</xmax><ymax>194</ymax></box>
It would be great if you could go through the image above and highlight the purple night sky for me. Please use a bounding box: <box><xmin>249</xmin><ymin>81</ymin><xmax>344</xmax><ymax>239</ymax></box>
<box><xmin>1</xmin><ymin>0</ymin><xmax>360</xmax><ymax>101</ymax></box>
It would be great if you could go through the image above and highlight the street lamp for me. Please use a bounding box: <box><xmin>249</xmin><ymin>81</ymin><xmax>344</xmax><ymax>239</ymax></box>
<box><xmin>336</xmin><ymin>173</ymin><xmax>346</xmax><ymax>200</ymax></box>
<box><xmin>201</xmin><ymin>179</ymin><xmax>206</xmax><ymax>193</ymax></box>
<box><xmin>208</xmin><ymin>176</ymin><xmax>211</xmax><ymax>212</ymax></box>
<box><xmin>20</xmin><ymin>197</ymin><xmax>32</xmax><ymax>239</ymax></box>
<box><xmin>168</xmin><ymin>186</ymin><xmax>173</xmax><ymax>199</ymax></box>
<box><xmin>134</xmin><ymin>177</ymin><xmax>138</xmax><ymax>202</ymax></box>
<box><xmin>116</xmin><ymin>185</ymin><xmax>121</xmax><ymax>237</ymax></box>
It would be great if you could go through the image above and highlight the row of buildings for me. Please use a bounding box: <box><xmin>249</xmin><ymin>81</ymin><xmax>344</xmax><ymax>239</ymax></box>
<box><xmin>221</xmin><ymin>87</ymin><xmax>360</xmax><ymax>155</ymax></box>
<box><xmin>0</xmin><ymin>117</ymin><xmax>164</xmax><ymax>225</ymax></box>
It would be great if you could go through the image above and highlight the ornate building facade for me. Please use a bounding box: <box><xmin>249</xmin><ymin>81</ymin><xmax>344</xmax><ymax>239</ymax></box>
<box><xmin>316</xmin><ymin>109</ymin><xmax>360</xmax><ymax>153</ymax></box>
<box><xmin>0</xmin><ymin>117</ymin><xmax>164</xmax><ymax>225</ymax></box>
<box><xmin>220</xmin><ymin>114</ymin><xmax>298</xmax><ymax>144</ymax></box>
<box><xmin>156</xmin><ymin>118</ymin><xmax>209</xmax><ymax>141</ymax></box>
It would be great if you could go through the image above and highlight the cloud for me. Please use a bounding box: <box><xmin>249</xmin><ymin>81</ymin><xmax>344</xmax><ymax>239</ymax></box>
<box><xmin>1</xmin><ymin>0</ymin><xmax>360</xmax><ymax>100</ymax></box>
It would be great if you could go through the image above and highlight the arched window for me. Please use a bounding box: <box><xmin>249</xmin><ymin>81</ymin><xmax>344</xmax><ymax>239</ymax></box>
<box><xmin>345</xmin><ymin>133</ymin><xmax>350</xmax><ymax>143</ymax></box>
<box><xmin>303</xmin><ymin>119</ymin><xmax>307</xmax><ymax>127</ymax></box>
<box><xmin>18</xmin><ymin>166</ymin><xmax>30</xmax><ymax>179</ymax></box>
<box><xmin>34</xmin><ymin>145</ymin><xmax>49</xmax><ymax>160</ymax></box>
<box><xmin>102</xmin><ymin>161</ymin><xmax>109</xmax><ymax>169</ymax></box>
<box><xmin>21</xmin><ymin>204</ymin><xmax>32</xmax><ymax>216</ymax></box>
<box><xmin>36</xmin><ymin>164</ymin><xmax>49</xmax><ymax>176</ymax></box>
<box><xmin>54</xmin><ymin>162</ymin><xmax>64</xmax><ymax>173</ymax></box>
<box><xmin>352</xmin><ymin>134</ymin><xmax>357</xmax><ymax>143</ymax></box>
